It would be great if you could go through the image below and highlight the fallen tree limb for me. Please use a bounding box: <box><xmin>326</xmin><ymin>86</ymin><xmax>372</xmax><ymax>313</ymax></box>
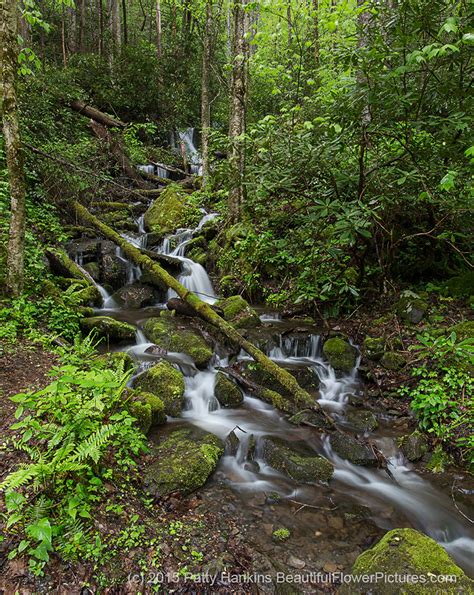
<box><xmin>72</xmin><ymin>201</ymin><xmax>330</xmax><ymax>416</ymax></box>
<box><xmin>70</xmin><ymin>100</ymin><xmax>126</xmax><ymax>128</ymax></box>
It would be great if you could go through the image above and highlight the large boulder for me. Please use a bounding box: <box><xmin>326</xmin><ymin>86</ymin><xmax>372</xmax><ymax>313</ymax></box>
<box><xmin>349</xmin><ymin>528</ymin><xmax>472</xmax><ymax>594</ymax></box>
<box><xmin>215</xmin><ymin>295</ymin><xmax>261</xmax><ymax>329</ymax></box>
<box><xmin>133</xmin><ymin>361</ymin><xmax>185</xmax><ymax>417</ymax></box>
<box><xmin>144</xmin><ymin>426</ymin><xmax>224</xmax><ymax>497</ymax></box>
<box><xmin>80</xmin><ymin>316</ymin><xmax>136</xmax><ymax>342</ymax></box>
<box><xmin>143</xmin><ymin>185</ymin><xmax>201</xmax><ymax>236</ymax></box>
<box><xmin>363</xmin><ymin>336</ymin><xmax>385</xmax><ymax>361</ymax></box>
<box><xmin>381</xmin><ymin>351</ymin><xmax>406</xmax><ymax>371</ymax></box>
<box><xmin>126</xmin><ymin>389</ymin><xmax>167</xmax><ymax>434</ymax></box>
<box><xmin>113</xmin><ymin>283</ymin><xmax>159</xmax><ymax>309</ymax></box>
<box><xmin>96</xmin><ymin>350</ymin><xmax>136</xmax><ymax>372</ymax></box>
<box><xmin>395</xmin><ymin>294</ymin><xmax>428</xmax><ymax>324</ymax></box>
<box><xmin>346</xmin><ymin>409</ymin><xmax>378</xmax><ymax>433</ymax></box>
<box><xmin>322</xmin><ymin>337</ymin><xmax>357</xmax><ymax>373</ymax></box>
<box><xmin>98</xmin><ymin>241</ymin><xmax>128</xmax><ymax>290</ymax></box>
<box><xmin>330</xmin><ymin>433</ymin><xmax>378</xmax><ymax>466</ymax></box>
<box><xmin>143</xmin><ymin>314</ymin><xmax>213</xmax><ymax>367</ymax></box>
<box><xmin>399</xmin><ymin>430</ymin><xmax>428</xmax><ymax>462</ymax></box>
<box><xmin>214</xmin><ymin>372</ymin><xmax>244</xmax><ymax>407</ymax></box>
<box><xmin>261</xmin><ymin>436</ymin><xmax>334</xmax><ymax>483</ymax></box>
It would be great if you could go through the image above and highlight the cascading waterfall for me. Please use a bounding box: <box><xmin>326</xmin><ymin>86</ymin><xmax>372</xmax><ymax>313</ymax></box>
<box><xmin>171</xmin><ymin>127</ymin><xmax>203</xmax><ymax>175</ymax></box>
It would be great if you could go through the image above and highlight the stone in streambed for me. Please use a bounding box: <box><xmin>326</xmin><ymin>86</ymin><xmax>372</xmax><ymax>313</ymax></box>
<box><xmin>133</xmin><ymin>360</ymin><xmax>185</xmax><ymax>417</ymax></box>
<box><xmin>144</xmin><ymin>426</ymin><xmax>224</xmax><ymax>497</ymax></box>
<box><xmin>398</xmin><ymin>430</ymin><xmax>428</xmax><ymax>462</ymax></box>
<box><xmin>288</xmin><ymin>409</ymin><xmax>332</xmax><ymax>431</ymax></box>
<box><xmin>330</xmin><ymin>433</ymin><xmax>377</xmax><ymax>466</ymax></box>
<box><xmin>349</xmin><ymin>528</ymin><xmax>472</xmax><ymax>594</ymax></box>
<box><xmin>225</xmin><ymin>430</ymin><xmax>240</xmax><ymax>456</ymax></box>
<box><xmin>261</xmin><ymin>435</ymin><xmax>334</xmax><ymax>483</ymax></box>
<box><xmin>215</xmin><ymin>295</ymin><xmax>261</xmax><ymax>329</ymax></box>
<box><xmin>322</xmin><ymin>337</ymin><xmax>357</xmax><ymax>373</ymax></box>
<box><xmin>143</xmin><ymin>185</ymin><xmax>202</xmax><ymax>237</ymax></box>
<box><xmin>214</xmin><ymin>372</ymin><xmax>244</xmax><ymax>407</ymax></box>
<box><xmin>98</xmin><ymin>241</ymin><xmax>128</xmax><ymax>290</ymax></box>
<box><xmin>114</xmin><ymin>283</ymin><xmax>159</xmax><ymax>309</ymax></box>
<box><xmin>80</xmin><ymin>316</ymin><xmax>136</xmax><ymax>342</ymax></box>
<box><xmin>143</xmin><ymin>314</ymin><xmax>213</xmax><ymax>367</ymax></box>
<box><xmin>346</xmin><ymin>409</ymin><xmax>378</xmax><ymax>433</ymax></box>
<box><xmin>124</xmin><ymin>389</ymin><xmax>166</xmax><ymax>434</ymax></box>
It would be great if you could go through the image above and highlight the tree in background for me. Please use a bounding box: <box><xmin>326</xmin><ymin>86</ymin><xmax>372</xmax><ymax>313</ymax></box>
<box><xmin>201</xmin><ymin>0</ymin><xmax>213</xmax><ymax>188</ymax></box>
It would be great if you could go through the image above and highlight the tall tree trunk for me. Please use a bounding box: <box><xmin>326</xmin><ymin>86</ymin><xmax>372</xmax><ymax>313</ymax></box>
<box><xmin>111</xmin><ymin>0</ymin><xmax>121</xmax><ymax>52</ymax></box>
<box><xmin>2</xmin><ymin>0</ymin><xmax>27</xmax><ymax>296</ymax></box>
<box><xmin>228</xmin><ymin>0</ymin><xmax>249</xmax><ymax>222</ymax></box>
<box><xmin>98</xmin><ymin>0</ymin><xmax>104</xmax><ymax>55</ymax></box>
<box><xmin>312</xmin><ymin>0</ymin><xmax>319</xmax><ymax>67</ymax></box>
<box><xmin>77</xmin><ymin>0</ymin><xmax>86</xmax><ymax>52</ymax></box>
<box><xmin>287</xmin><ymin>1</ymin><xmax>292</xmax><ymax>49</ymax></box>
<box><xmin>357</xmin><ymin>0</ymin><xmax>371</xmax><ymax>200</ymax></box>
<box><xmin>201</xmin><ymin>0</ymin><xmax>212</xmax><ymax>188</ymax></box>
<box><xmin>121</xmin><ymin>0</ymin><xmax>127</xmax><ymax>45</ymax></box>
<box><xmin>155</xmin><ymin>0</ymin><xmax>162</xmax><ymax>58</ymax></box>
<box><xmin>61</xmin><ymin>3</ymin><xmax>68</xmax><ymax>65</ymax></box>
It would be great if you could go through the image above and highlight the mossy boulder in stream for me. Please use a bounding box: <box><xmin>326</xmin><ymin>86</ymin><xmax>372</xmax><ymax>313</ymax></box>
<box><xmin>363</xmin><ymin>336</ymin><xmax>385</xmax><ymax>361</ymax></box>
<box><xmin>96</xmin><ymin>350</ymin><xmax>136</xmax><ymax>372</ymax></box>
<box><xmin>349</xmin><ymin>528</ymin><xmax>472</xmax><ymax>594</ymax></box>
<box><xmin>143</xmin><ymin>315</ymin><xmax>213</xmax><ymax>367</ymax></box>
<box><xmin>261</xmin><ymin>436</ymin><xmax>334</xmax><ymax>483</ymax></box>
<box><xmin>80</xmin><ymin>316</ymin><xmax>136</xmax><ymax>342</ymax></box>
<box><xmin>133</xmin><ymin>361</ymin><xmax>185</xmax><ymax>417</ymax></box>
<box><xmin>330</xmin><ymin>433</ymin><xmax>377</xmax><ymax>466</ymax></box>
<box><xmin>399</xmin><ymin>431</ymin><xmax>428</xmax><ymax>462</ymax></box>
<box><xmin>144</xmin><ymin>426</ymin><xmax>224</xmax><ymax>497</ymax></box>
<box><xmin>125</xmin><ymin>389</ymin><xmax>167</xmax><ymax>434</ymax></box>
<box><xmin>114</xmin><ymin>283</ymin><xmax>159</xmax><ymax>309</ymax></box>
<box><xmin>214</xmin><ymin>372</ymin><xmax>244</xmax><ymax>407</ymax></box>
<box><xmin>215</xmin><ymin>295</ymin><xmax>261</xmax><ymax>329</ymax></box>
<box><xmin>346</xmin><ymin>409</ymin><xmax>379</xmax><ymax>433</ymax></box>
<box><xmin>143</xmin><ymin>185</ymin><xmax>201</xmax><ymax>236</ymax></box>
<box><xmin>322</xmin><ymin>337</ymin><xmax>357</xmax><ymax>372</ymax></box>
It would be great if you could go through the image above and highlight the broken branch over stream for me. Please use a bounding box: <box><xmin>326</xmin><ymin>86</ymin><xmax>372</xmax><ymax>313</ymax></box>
<box><xmin>72</xmin><ymin>201</ymin><xmax>331</xmax><ymax>418</ymax></box>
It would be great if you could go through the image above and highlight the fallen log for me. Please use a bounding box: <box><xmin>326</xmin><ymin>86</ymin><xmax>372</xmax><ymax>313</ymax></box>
<box><xmin>70</xmin><ymin>100</ymin><xmax>125</xmax><ymax>128</ymax></box>
<box><xmin>72</xmin><ymin>200</ymin><xmax>331</xmax><ymax>417</ymax></box>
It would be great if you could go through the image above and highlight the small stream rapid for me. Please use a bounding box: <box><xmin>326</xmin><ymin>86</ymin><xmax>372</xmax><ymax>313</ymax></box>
<box><xmin>77</xmin><ymin>209</ymin><xmax>473</xmax><ymax>577</ymax></box>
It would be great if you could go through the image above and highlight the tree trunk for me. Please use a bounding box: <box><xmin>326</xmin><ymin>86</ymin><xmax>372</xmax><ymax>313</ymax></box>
<box><xmin>2</xmin><ymin>0</ymin><xmax>27</xmax><ymax>296</ymax></box>
<box><xmin>61</xmin><ymin>3</ymin><xmax>68</xmax><ymax>65</ymax></box>
<box><xmin>111</xmin><ymin>0</ymin><xmax>121</xmax><ymax>52</ymax></box>
<box><xmin>201</xmin><ymin>0</ymin><xmax>212</xmax><ymax>189</ymax></box>
<box><xmin>72</xmin><ymin>201</ymin><xmax>331</xmax><ymax>416</ymax></box>
<box><xmin>357</xmin><ymin>0</ymin><xmax>371</xmax><ymax>200</ymax></box>
<box><xmin>312</xmin><ymin>0</ymin><xmax>319</xmax><ymax>67</ymax></box>
<box><xmin>78</xmin><ymin>0</ymin><xmax>86</xmax><ymax>52</ymax></box>
<box><xmin>70</xmin><ymin>99</ymin><xmax>126</xmax><ymax>127</ymax></box>
<box><xmin>97</xmin><ymin>0</ymin><xmax>104</xmax><ymax>55</ymax></box>
<box><xmin>121</xmin><ymin>0</ymin><xmax>127</xmax><ymax>45</ymax></box>
<box><xmin>228</xmin><ymin>0</ymin><xmax>249</xmax><ymax>222</ymax></box>
<box><xmin>155</xmin><ymin>0</ymin><xmax>162</xmax><ymax>58</ymax></box>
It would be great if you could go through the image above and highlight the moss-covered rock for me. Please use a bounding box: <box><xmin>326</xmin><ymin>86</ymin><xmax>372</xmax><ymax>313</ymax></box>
<box><xmin>381</xmin><ymin>351</ymin><xmax>407</xmax><ymax>371</ymax></box>
<box><xmin>215</xmin><ymin>295</ymin><xmax>261</xmax><ymax>329</ymax></box>
<box><xmin>82</xmin><ymin>261</ymin><xmax>100</xmax><ymax>280</ymax></box>
<box><xmin>363</xmin><ymin>336</ymin><xmax>385</xmax><ymax>361</ymax></box>
<box><xmin>261</xmin><ymin>436</ymin><xmax>334</xmax><ymax>483</ymax></box>
<box><xmin>450</xmin><ymin>320</ymin><xmax>474</xmax><ymax>341</ymax></box>
<box><xmin>395</xmin><ymin>295</ymin><xmax>428</xmax><ymax>324</ymax></box>
<box><xmin>346</xmin><ymin>409</ymin><xmax>379</xmax><ymax>433</ymax></box>
<box><xmin>322</xmin><ymin>337</ymin><xmax>357</xmax><ymax>372</ymax></box>
<box><xmin>143</xmin><ymin>185</ymin><xmax>201</xmax><ymax>236</ymax></box>
<box><xmin>214</xmin><ymin>372</ymin><xmax>244</xmax><ymax>407</ymax></box>
<box><xmin>399</xmin><ymin>431</ymin><xmax>428</xmax><ymax>462</ymax></box>
<box><xmin>442</xmin><ymin>271</ymin><xmax>474</xmax><ymax>298</ymax></box>
<box><xmin>288</xmin><ymin>409</ymin><xmax>332</xmax><ymax>431</ymax></box>
<box><xmin>114</xmin><ymin>283</ymin><xmax>158</xmax><ymax>309</ymax></box>
<box><xmin>142</xmin><ymin>315</ymin><xmax>213</xmax><ymax>367</ymax></box>
<box><xmin>330</xmin><ymin>434</ymin><xmax>378</xmax><ymax>466</ymax></box>
<box><xmin>144</xmin><ymin>426</ymin><xmax>224</xmax><ymax>497</ymax></box>
<box><xmin>96</xmin><ymin>350</ymin><xmax>136</xmax><ymax>372</ymax></box>
<box><xmin>133</xmin><ymin>361</ymin><xmax>185</xmax><ymax>417</ymax></box>
<box><xmin>80</xmin><ymin>316</ymin><xmax>136</xmax><ymax>341</ymax></box>
<box><xmin>350</xmin><ymin>528</ymin><xmax>471</xmax><ymax>594</ymax></box>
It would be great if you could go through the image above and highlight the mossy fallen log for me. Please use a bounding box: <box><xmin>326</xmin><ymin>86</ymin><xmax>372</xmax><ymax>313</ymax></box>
<box><xmin>72</xmin><ymin>201</ymin><xmax>329</xmax><ymax>416</ymax></box>
<box><xmin>70</xmin><ymin>100</ymin><xmax>126</xmax><ymax>128</ymax></box>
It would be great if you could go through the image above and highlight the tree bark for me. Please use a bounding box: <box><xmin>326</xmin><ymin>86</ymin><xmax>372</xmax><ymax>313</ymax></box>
<box><xmin>2</xmin><ymin>0</ymin><xmax>27</xmax><ymax>296</ymax></box>
<box><xmin>228</xmin><ymin>0</ymin><xmax>249</xmax><ymax>222</ymax></box>
<box><xmin>312</xmin><ymin>0</ymin><xmax>319</xmax><ymax>67</ymax></box>
<box><xmin>70</xmin><ymin>99</ymin><xmax>126</xmax><ymax>127</ymax></box>
<box><xmin>357</xmin><ymin>0</ymin><xmax>371</xmax><ymax>200</ymax></box>
<box><xmin>111</xmin><ymin>0</ymin><xmax>121</xmax><ymax>52</ymax></box>
<box><xmin>72</xmin><ymin>201</ymin><xmax>329</xmax><ymax>415</ymax></box>
<box><xmin>155</xmin><ymin>0</ymin><xmax>162</xmax><ymax>58</ymax></box>
<box><xmin>97</xmin><ymin>0</ymin><xmax>104</xmax><ymax>55</ymax></box>
<box><xmin>121</xmin><ymin>0</ymin><xmax>127</xmax><ymax>45</ymax></box>
<box><xmin>201</xmin><ymin>0</ymin><xmax>212</xmax><ymax>189</ymax></box>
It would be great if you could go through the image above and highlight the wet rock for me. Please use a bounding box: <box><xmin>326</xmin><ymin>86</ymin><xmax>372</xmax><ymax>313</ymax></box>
<box><xmin>363</xmin><ymin>336</ymin><xmax>385</xmax><ymax>361</ymax></box>
<box><xmin>395</xmin><ymin>294</ymin><xmax>428</xmax><ymax>324</ymax></box>
<box><xmin>133</xmin><ymin>361</ymin><xmax>185</xmax><ymax>417</ymax></box>
<box><xmin>288</xmin><ymin>367</ymin><xmax>320</xmax><ymax>394</ymax></box>
<box><xmin>82</xmin><ymin>261</ymin><xmax>100</xmax><ymax>280</ymax></box>
<box><xmin>287</xmin><ymin>555</ymin><xmax>306</xmax><ymax>569</ymax></box>
<box><xmin>114</xmin><ymin>283</ymin><xmax>159</xmax><ymax>309</ymax></box>
<box><xmin>322</xmin><ymin>337</ymin><xmax>357</xmax><ymax>372</ymax></box>
<box><xmin>225</xmin><ymin>430</ymin><xmax>240</xmax><ymax>456</ymax></box>
<box><xmin>80</xmin><ymin>316</ymin><xmax>135</xmax><ymax>342</ymax></box>
<box><xmin>381</xmin><ymin>351</ymin><xmax>406</xmax><ymax>371</ymax></box>
<box><xmin>144</xmin><ymin>426</ymin><xmax>224</xmax><ymax>498</ymax></box>
<box><xmin>215</xmin><ymin>372</ymin><xmax>244</xmax><ymax>407</ymax></box>
<box><xmin>143</xmin><ymin>314</ymin><xmax>213</xmax><ymax>367</ymax></box>
<box><xmin>67</xmin><ymin>238</ymin><xmax>101</xmax><ymax>262</ymax></box>
<box><xmin>125</xmin><ymin>389</ymin><xmax>166</xmax><ymax>434</ymax></box>
<box><xmin>349</xmin><ymin>528</ymin><xmax>472</xmax><ymax>594</ymax></box>
<box><xmin>215</xmin><ymin>295</ymin><xmax>261</xmax><ymax>329</ymax></box>
<box><xmin>144</xmin><ymin>345</ymin><xmax>167</xmax><ymax>356</ymax></box>
<box><xmin>330</xmin><ymin>434</ymin><xmax>378</xmax><ymax>466</ymax></box>
<box><xmin>261</xmin><ymin>436</ymin><xmax>334</xmax><ymax>483</ymax></box>
<box><xmin>143</xmin><ymin>185</ymin><xmax>201</xmax><ymax>236</ymax></box>
<box><xmin>288</xmin><ymin>409</ymin><xmax>332</xmax><ymax>431</ymax></box>
<box><xmin>346</xmin><ymin>409</ymin><xmax>378</xmax><ymax>433</ymax></box>
<box><xmin>398</xmin><ymin>430</ymin><xmax>428</xmax><ymax>462</ymax></box>
<box><xmin>98</xmin><ymin>241</ymin><xmax>128</xmax><ymax>290</ymax></box>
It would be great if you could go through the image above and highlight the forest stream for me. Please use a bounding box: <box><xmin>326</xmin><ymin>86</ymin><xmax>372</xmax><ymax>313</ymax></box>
<box><xmin>72</xmin><ymin>206</ymin><xmax>474</xmax><ymax>584</ymax></box>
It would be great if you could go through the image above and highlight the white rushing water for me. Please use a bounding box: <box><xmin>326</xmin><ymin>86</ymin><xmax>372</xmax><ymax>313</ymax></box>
<box><xmin>171</xmin><ymin>127</ymin><xmax>203</xmax><ymax>175</ymax></box>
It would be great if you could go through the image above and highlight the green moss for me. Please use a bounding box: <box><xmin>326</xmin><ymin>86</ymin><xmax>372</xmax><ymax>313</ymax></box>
<box><xmin>426</xmin><ymin>444</ymin><xmax>450</xmax><ymax>473</ymax></box>
<box><xmin>79</xmin><ymin>316</ymin><xmax>136</xmax><ymax>341</ymax></box>
<box><xmin>133</xmin><ymin>361</ymin><xmax>185</xmax><ymax>417</ymax></box>
<box><xmin>322</xmin><ymin>337</ymin><xmax>357</xmax><ymax>372</ymax></box>
<box><xmin>346</xmin><ymin>410</ymin><xmax>379</xmax><ymax>433</ymax></box>
<box><xmin>351</xmin><ymin>528</ymin><xmax>471</xmax><ymax>594</ymax></box>
<box><xmin>128</xmin><ymin>391</ymin><xmax>166</xmax><ymax>433</ymax></box>
<box><xmin>395</xmin><ymin>295</ymin><xmax>428</xmax><ymax>324</ymax></box>
<box><xmin>442</xmin><ymin>271</ymin><xmax>474</xmax><ymax>298</ymax></box>
<box><xmin>363</xmin><ymin>336</ymin><xmax>385</xmax><ymax>360</ymax></box>
<box><xmin>450</xmin><ymin>320</ymin><xmax>474</xmax><ymax>341</ymax></box>
<box><xmin>144</xmin><ymin>427</ymin><xmax>224</xmax><ymax>497</ymax></box>
<box><xmin>128</xmin><ymin>400</ymin><xmax>152</xmax><ymax>434</ymax></box>
<box><xmin>330</xmin><ymin>433</ymin><xmax>377</xmax><ymax>466</ymax></box>
<box><xmin>142</xmin><ymin>316</ymin><xmax>213</xmax><ymax>367</ymax></box>
<box><xmin>381</xmin><ymin>351</ymin><xmax>406</xmax><ymax>371</ymax></box>
<box><xmin>96</xmin><ymin>350</ymin><xmax>136</xmax><ymax>372</ymax></box>
<box><xmin>215</xmin><ymin>295</ymin><xmax>261</xmax><ymax>329</ymax></box>
<box><xmin>272</xmin><ymin>528</ymin><xmax>290</xmax><ymax>542</ymax></box>
<box><xmin>260</xmin><ymin>389</ymin><xmax>295</xmax><ymax>413</ymax></box>
<box><xmin>398</xmin><ymin>431</ymin><xmax>428</xmax><ymax>462</ymax></box>
<box><xmin>143</xmin><ymin>185</ymin><xmax>201</xmax><ymax>236</ymax></box>
<box><xmin>214</xmin><ymin>372</ymin><xmax>243</xmax><ymax>407</ymax></box>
